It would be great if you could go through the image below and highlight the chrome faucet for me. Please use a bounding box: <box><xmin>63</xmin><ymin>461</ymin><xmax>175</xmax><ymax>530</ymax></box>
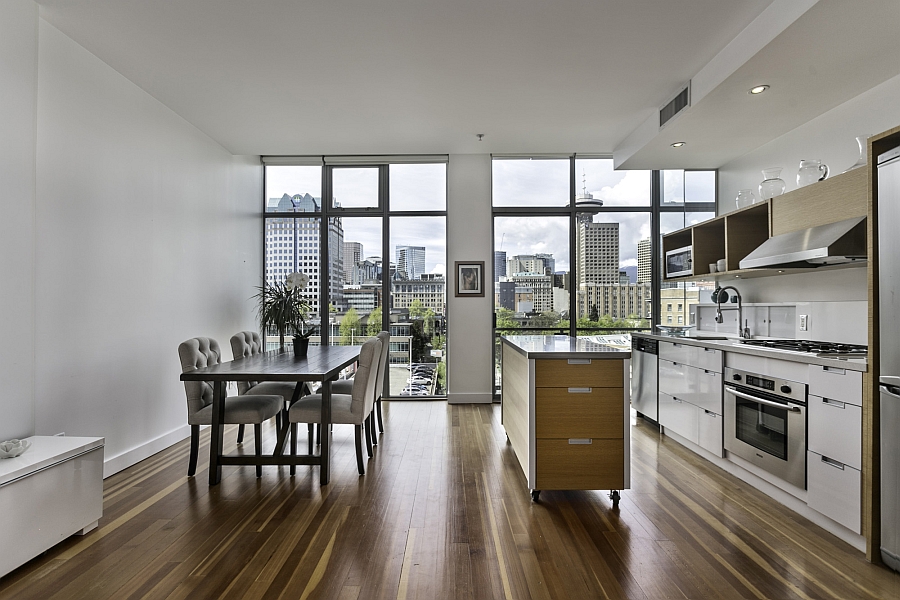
<box><xmin>714</xmin><ymin>286</ymin><xmax>750</xmax><ymax>338</ymax></box>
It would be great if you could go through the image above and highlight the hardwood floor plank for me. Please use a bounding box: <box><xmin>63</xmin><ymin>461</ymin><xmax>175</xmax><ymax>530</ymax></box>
<box><xmin>3</xmin><ymin>404</ymin><xmax>899</xmax><ymax>600</ymax></box>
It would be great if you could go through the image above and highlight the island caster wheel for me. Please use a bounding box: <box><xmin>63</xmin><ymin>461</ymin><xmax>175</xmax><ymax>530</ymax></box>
<box><xmin>609</xmin><ymin>490</ymin><xmax>620</xmax><ymax>508</ymax></box>
<box><xmin>531</xmin><ymin>489</ymin><xmax>541</xmax><ymax>502</ymax></box>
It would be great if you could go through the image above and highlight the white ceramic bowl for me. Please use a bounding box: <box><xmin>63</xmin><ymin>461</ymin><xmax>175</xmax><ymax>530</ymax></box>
<box><xmin>0</xmin><ymin>439</ymin><xmax>31</xmax><ymax>458</ymax></box>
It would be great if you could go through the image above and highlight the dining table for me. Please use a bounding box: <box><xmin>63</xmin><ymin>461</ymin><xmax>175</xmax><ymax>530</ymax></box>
<box><xmin>180</xmin><ymin>344</ymin><xmax>362</xmax><ymax>485</ymax></box>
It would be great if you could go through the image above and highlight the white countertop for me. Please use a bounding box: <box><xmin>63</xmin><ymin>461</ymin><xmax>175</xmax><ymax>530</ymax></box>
<box><xmin>0</xmin><ymin>436</ymin><xmax>105</xmax><ymax>487</ymax></box>
<box><xmin>633</xmin><ymin>332</ymin><xmax>867</xmax><ymax>372</ymax></box>
<box><xmin>501</xmin><ymin>335</ymin><xmax>632</xmax><ymax>359</ymax></box>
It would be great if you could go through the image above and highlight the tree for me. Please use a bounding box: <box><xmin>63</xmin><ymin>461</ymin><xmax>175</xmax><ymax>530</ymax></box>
<box><xmin>589</xmin><ymin>304</ymin><xmax>600</xmax><ymax>322</ymax></box>
<box><xmin>495</xmin><ymin>307</ymin><xmax>519</xmax><ymax>330</ymax></box>
<box><xmin>339</xmin><ymin>308</ymin><xmax>361</xmax><ymax>345</ymax></box>
<box><xmin>409</xmin><ymin>299</ymin><xmax>426</xmax><ymax>318</ymax></box>
<box><xmin>423</xmin><ymin>308</ymin><xmax>436</xmax><ymax>335</ymax></box>
<box><xmin>527</xmin><ymin>311</ymin><xmax>561</xmax><ymax>329</ymax></box>
<box><xmin>367</xmin><ymin>306</ymin><xmax>382</xmax><ymax>336</ymax></box>
<box><xmin>435</xmin><ymin>360</ymin><xmax>446</xmax><ymax>393</ymax></box>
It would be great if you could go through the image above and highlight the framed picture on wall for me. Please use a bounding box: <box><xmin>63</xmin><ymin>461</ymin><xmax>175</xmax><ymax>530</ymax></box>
<box><xmin>455</xmin><ymin>261</ymin><xmax>485</xmax><ymax>297</ymax></box>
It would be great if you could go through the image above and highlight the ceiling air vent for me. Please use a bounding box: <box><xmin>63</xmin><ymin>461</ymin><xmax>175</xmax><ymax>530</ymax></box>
<box><xmin>659</xmin><ymin>84</ymin><xmax>690</xmax><ymax>129</ymax></box>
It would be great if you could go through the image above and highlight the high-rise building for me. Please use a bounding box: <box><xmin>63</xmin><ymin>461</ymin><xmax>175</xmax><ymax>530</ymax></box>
<box><xmin>508</xmin><ymin>253</ymin><xmax>554</xmax><ymax>276</ymax></box>
<box><xmin>637</xmin><ymin>238</ymin><xmax>651</xmax><ymax>283</ymax></box>
<box><xmin>494</xmin><ymin>250</ymin><xmax>506</xmax><ymax>282</ymax></box>
<box><xmin>576</xmin><ymin>220</ymin><xmax>619</xmax><ymax>286</ymax></box>
<box><xmin>265</xmin><ymin>193</ymin><xmax>344</xmax><ymax>315</ymax></box>
<box><xmin>509</xmin><ymin>273</ymin><xmax>554</xmax><ymax>313</ymax></box>
<box><xmin>396</xmin><ymin>245</ymin><xmax>426</xmax><ymax>280</ymax></box>
<box><xmin>343</xmin><ymin>242</ymin><xmax>363</xmax><ymax>284</ymax></box>
<box><xmin>391</xmin><ymin>274</ymin><xmax>446</xmax><ymax>314</ymax></box>
<box><xmin>579</xmin><ymin>282</ymin><xmax>651</xmax><ymax>320</ymax></box>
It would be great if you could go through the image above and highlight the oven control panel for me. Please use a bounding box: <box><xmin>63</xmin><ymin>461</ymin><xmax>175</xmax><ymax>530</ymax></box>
<box><xmin>725</xmin><ymin>367</ymin><xmax>807</xmax><ymax>404</ymax></box>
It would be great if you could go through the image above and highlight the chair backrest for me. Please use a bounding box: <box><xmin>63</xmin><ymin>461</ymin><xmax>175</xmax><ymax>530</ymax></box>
<box><xmin>374</xmin><ymin>331</ymin><xmax>390</xmax><ymax>400</ymax></box>
<box><xmin>178</xmin><ymin>337</ymin><xmax>223</xmax><ymax>417</ymax></box>
<box><xmin>230</xmin><ymin>331</ymin><xmax>264</xmax><ymax>394</ymax></box>
<box><xmin>350</xmin><ymin>337</ymin><xmax>382</xmax><ymax>418</ymax></box>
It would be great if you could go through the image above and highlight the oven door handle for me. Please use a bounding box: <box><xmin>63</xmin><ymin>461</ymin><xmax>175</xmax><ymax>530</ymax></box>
<box><xmin>725</xmin><ymin>387</ymin><xmax>802</xmax><ymax>412</ymax></box>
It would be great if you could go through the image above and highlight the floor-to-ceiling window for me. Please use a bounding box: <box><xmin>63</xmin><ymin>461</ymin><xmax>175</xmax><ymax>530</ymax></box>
<box><xmin>263</xmin><ymin>157</ymin><xmax>447</xmax><ymax>398</ymax></box>
<box><xmin>491</xmin><ymin>156</ymin><xmax>715</xmax><ymax>395</ymax></box>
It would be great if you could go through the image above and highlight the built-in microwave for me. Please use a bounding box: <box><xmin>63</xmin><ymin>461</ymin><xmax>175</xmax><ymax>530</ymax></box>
<box><xmin>665</xmin><ymin>245</ymin><xmax>693</xmax><ymax>278</ymax></box>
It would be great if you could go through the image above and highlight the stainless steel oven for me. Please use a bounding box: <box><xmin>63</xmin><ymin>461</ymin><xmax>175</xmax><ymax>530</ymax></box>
<box><xmin>724</xmin><ymin>367</ymin><xmax>807</xmax><ymax>489</ymax></box>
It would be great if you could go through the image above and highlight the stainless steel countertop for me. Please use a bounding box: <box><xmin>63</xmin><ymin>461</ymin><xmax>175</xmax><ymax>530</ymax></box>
<box><xmin>632</xmin><ymin>332</ymin><xmax>868</xmax><ymax>372</ymax></box>
<box><xmin>501</xmin><ymin>335</ymin><xmax>632</xmax><ymax>359</ymax></box>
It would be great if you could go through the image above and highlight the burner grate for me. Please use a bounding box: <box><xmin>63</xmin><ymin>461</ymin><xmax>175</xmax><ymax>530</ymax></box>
<box><xmin>740</xmin><ymin>339</ymin><xmax>867</xmax><ymax>354</ymax></box>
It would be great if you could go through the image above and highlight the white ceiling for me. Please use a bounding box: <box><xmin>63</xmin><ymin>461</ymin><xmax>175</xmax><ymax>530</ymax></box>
<box><xmin>35</xmin><ymin>0</ymin><xmax>899</xmax><ymax>165</ymax></box>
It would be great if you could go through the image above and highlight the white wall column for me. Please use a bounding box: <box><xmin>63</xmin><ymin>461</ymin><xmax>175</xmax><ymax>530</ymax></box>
<box><xmin>447</xmin><ymin>154</ymin><xmax>493</xmax><ymax>403</ymax></box>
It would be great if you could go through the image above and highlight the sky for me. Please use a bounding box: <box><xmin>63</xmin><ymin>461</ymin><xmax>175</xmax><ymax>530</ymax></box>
<box><xmin>265</xmin><ymin>160</ymin><xmax>715</xmax><ymax>277</ymax></box>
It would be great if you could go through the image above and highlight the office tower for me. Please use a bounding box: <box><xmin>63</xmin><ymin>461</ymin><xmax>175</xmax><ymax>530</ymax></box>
<box><xmin>396</xmin><ymin>245</ymin><xmax>426</xmax><ymax>280</ymax></box>
<box><xmin>343</xmin><ymin>242</ymin><xmax>363</xmax><ymax>284</ymax></box>
<box><xmin>576</xmin><ymin>220</ymin><xmax>619</xmax><ymax>285</ymax></box>
<box><xmin>508</xmin><ymin>253</ymin><xmax>555</xmax><ymax>276</ymax></box>
<box><xmin>264</xmin><ymin>193</ymin><xmax>344</xmax><ymax>315</ymax></box>
<box><xmin>637</xmin><ymin>238</ymin><xmax>651</xmax><ymax>283</ymax></box>
<box><xmin>494</xmin><ymin>250</ymin><xmax>507</xmax><ymax>282</ymax></box>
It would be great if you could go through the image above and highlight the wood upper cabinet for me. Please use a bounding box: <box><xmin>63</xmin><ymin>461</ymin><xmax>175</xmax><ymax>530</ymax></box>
<box><xmin>662</xmin><ymin>167</ymin><xmax>867</xmax><ymax>281</ymax></box>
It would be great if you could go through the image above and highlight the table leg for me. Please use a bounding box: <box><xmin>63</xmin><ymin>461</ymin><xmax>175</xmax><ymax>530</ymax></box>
<box><xmin>274</xmin><ymin>382</ymin><xmax>305</xmax><ymax>456</ymax></box>
<box><xmin>208</xmin><ymin>380</ymin><xmax>225</xmax><ymax>485</ymax></box>
<box><xmin>320</xmin><ymin>378</ymin><xmax>332</xmax><ymax>485</ymax></box>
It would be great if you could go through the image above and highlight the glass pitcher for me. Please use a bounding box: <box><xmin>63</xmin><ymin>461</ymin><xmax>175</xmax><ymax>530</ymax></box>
<box><xmin>797</xmin><ymin>160</ymin><xmax>829</xmax><ymax>187</ymax></box>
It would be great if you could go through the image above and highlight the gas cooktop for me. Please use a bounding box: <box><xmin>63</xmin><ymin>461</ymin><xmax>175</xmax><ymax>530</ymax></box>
<box><xmin>739</xmin><ymin>338</ymin><xmax>868</xmax><ymax>357</ymax></box>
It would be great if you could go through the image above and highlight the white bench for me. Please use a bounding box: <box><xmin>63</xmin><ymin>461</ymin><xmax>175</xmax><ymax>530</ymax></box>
<box><xmin>0</xmin><ymin>436</ymin><xmax>104</xmax><ymax>577</ymax></box>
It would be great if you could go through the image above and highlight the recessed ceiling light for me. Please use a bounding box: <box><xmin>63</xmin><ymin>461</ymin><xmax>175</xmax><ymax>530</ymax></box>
<box><xmin>749</xmin><ymin>85</ymin><xmax>769</xmax><ymax>95</ymax></box>
<box><xmin>671</xmin><ymin>141</ymin><xmax>685</xmax><ymax>148</ymax></box>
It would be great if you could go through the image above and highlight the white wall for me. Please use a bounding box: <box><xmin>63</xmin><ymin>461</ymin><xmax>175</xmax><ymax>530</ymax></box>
<box><xmin>714</xmin><ymin>73</ymin><xmax>900</xmax><ymax>330</ymax></box>
<box><xmin>33</xmin><ymin>20</ymin><xmax>262</xmax><ymax>474</ymax></box>
<box><xmin>0</xmin><ymin>0</ymin><xmax>38</xmax><ymax>442</ymax></box>
<box><xmin>447</xmin><ymin>154</ymin><xmax>493</xmax><ymax>403</ymax></box>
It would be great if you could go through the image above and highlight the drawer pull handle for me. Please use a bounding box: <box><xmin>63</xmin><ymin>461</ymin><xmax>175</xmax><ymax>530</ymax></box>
<box><xmin>703</xmin><ymin>347</ymin><xmax>714</xmax><ymax>352</ymax></box>
<box><xmin>823</xmin><ymin>398</ymin><xmax>846</xmax><ymax>409</ymax></box>
<box><xmin>822</xmin><ymin>366</ymin><xmax>846</xmax><ymax>375</ymax></box>
<box><xmin>567</xmin><ymin>359</ymin><xmax>591</xmax><ymax>365</ymax></box>
<box><xmin>672</xmin><ymin>397</ymin><xmax>683</xmax><ymax>403</ymax></box>
<box><xmin>568</xmin><ymin>387</ymin><xmax>592</xmax><ymax>394</ymax></box>
<box><xmin>704</xmin><ymin>410</ymin><xmax>716</xmax><ymax>416</ymax></box>
<box><xmin>821</xmin><ymin>455</ymin><xmax>845</xmax><ymax>470</ymax></box>
<box><xmin>568</xmin><ymin>438</ymin><xmax>592</xmax><ymax>445</ymax></box>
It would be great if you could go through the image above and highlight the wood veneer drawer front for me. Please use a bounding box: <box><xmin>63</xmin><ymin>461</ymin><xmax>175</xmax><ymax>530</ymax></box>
<box><xmin>534</xmin><ymin>359</ymin><xmax>623</xmax><ymax>388</ymax></box>
<box><xmin>808</xmin><ymin>365</ymin><xmax>862</xmax><ymax>406</ymax></box>
<box><xmin>535</xmin><ymin>439</ymin><xmax>625</xmax><ymax>490</ymax></box>
<box><xmin>535</xmin><ymin>388</ymin><xmax>624</xmax><ymax>439</ymax></box>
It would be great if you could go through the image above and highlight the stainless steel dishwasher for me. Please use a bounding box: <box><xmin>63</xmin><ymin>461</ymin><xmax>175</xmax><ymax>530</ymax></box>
<box><xmin>631</xmin><ymin>336</ymin><xmax>658</xmax><ymax>423</ymax></box>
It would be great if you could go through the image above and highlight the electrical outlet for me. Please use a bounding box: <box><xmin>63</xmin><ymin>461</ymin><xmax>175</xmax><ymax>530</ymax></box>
<box><xmin>799</xmin><ymin>315</ymin><xmax>809</xmax><ymax>331</ymax></box>
<box><xmin>54</xmin><ymin>432</ymin><xmax>65</xmax><ymax>436</ymax></box>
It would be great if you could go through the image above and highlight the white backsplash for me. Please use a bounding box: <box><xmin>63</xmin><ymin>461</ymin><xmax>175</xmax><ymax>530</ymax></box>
<box><xmin>692</xmin><ymin>301</ymin><xmax>866</xmax><ymax>345</ymax></box>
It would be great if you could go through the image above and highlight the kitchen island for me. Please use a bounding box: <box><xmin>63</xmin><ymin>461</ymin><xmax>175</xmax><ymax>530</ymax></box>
<box><xmin>500</xmin><ymin>335</ymin><xmax>631</xmax><ymax>504</ymax></box>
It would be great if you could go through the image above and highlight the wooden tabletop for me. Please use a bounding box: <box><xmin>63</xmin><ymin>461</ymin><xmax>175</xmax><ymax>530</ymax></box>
<box><xmin>180</xmin><ymin>345</ymin><xmax>362</xmax><ymax>382</ymax></box>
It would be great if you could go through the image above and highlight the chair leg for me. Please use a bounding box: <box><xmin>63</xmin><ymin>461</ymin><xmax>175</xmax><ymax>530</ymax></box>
<box><xmin>237</xmin><ymin>424</ymin><xmax>245</xmax><ymax>444</ymax></box>
<box><xmin>354</xmin><ymin>425</ymin><xmax>365</xmax><ymax>475</ymax></box>
<box><xmin>307</xmin><ymin>424</ymin><xmax>314</xmax><ymax>455</ymax></box>
<box><xmin>364</xmin><ymin>417</ymin><xmax>373</xmax><ymax>458</ymax></box>
<box><xmin>316</xmin><ymin>424</ymin><xmax>321</xmax><ymax>445</ymax></box>
<box><xmin>254</xmin><ymin>424</ymin><xmax>263</xmax><ymax>478</ymax></box>
<box><xmin>290</xmin><ymin>423</ymin><xmax>297</xmax><ymax>476</ymax></box>
<box><xmin>188</xmin><ymin>425</ymin><xmax>200</xmax><ymax>477</ymax></box>
<box><xmin>369</xmin><ymin>413</ymin><xmax>377</xmax><ymax>447</ymax></box>
<box><xmin>376</xmin><ymin>397</ymin><xmax>384</xmax><ymax>433</ymax></box>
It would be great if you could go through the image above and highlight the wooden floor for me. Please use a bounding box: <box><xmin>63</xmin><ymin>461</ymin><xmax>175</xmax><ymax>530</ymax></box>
<box><xmin>2</xmin><ymin>403</ymin><xmax>899</xmax><ymax>599</ymax></box>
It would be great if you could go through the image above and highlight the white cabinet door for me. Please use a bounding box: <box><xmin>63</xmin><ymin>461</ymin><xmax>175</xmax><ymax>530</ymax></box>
<box><xmin>807</xmin><ymin>450</ymin><xmax>861</xmax><ymax>534</ymax></box>
<box><xmin>692</xmin><ymin>369</ymin><xmax>722</xmax><ymax>413</ymax></box>
<box><xmin>659</xmin><ymin>341</ymin><xmax>691</xmax><ymax>365</ymax></box>
<box><xmin>808</xmin><ymin>394</ymin><xmax>862</xmax><ymax>470</ymax></box>
<box><xmin>659</xmin><ymin>359</ymin><xmax>690</xmax><ymax>399</ymax></box>
<box><xmin>659</xmin><ymin>392</ymin><xmax>699</xmax><ymax>444</ymax></box>
<box><xmin>808</xmin><ymin>365</ymin><xmax>862</xmax><ymax>406</ymax></box>
<box><xmin>697</xmin><ymin>409</ymin><xmax>724</xmax><ymax>458</ymax></box>
<box><xmin>692</xmin><ymin>346</ymin><xmax>723</xmax><ymax>373</ymax></box>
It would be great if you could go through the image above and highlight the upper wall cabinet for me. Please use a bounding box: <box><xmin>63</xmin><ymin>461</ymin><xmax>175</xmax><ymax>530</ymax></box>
<box><xmin>663</xmin><ymin>167</ymin><xmax>867</xmax><ymax>281</ymax></box>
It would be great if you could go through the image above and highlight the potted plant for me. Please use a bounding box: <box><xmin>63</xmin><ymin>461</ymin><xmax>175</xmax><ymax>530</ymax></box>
<box><xmin>254</xmin><ymin>272</ymin><xmax>314</xmax><ymax>355</ymax></box>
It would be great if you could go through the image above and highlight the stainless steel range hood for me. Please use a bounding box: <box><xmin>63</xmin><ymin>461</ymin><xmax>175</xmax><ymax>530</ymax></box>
<box><xmin>739</xmin><ymin>216</ymin><xmax>867</xmax><ymax>269</ymax></box>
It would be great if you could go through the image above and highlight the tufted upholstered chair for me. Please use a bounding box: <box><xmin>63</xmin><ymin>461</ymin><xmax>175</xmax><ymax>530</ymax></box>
<box><xmin>230</xmin><ymin>331</ymin><xmax>307</xmax><ymax>428</ymax></box>
<box><xmin>178</xmin><ymin>337</ymin><xmax>283</xmax><ymax>477</ymax></box>
<box><xmin>289</xmin><ymin>336</ymin><xmax>382</xmax><ymax>476</ymax></box>
<box><xmin>331</xmin><ymin>330</ymin><xmax>390</xmax><ymax>446</ymax></box>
